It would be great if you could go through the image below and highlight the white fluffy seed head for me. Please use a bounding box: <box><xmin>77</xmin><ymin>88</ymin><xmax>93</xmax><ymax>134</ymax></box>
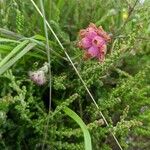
<box><xmin>29</xmin><ymin>70</ymin><xmax>46</xmax><ymax>85</ymax></box>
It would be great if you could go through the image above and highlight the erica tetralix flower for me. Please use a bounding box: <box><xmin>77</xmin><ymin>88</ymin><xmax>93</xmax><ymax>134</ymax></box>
<box><xmin>78</xmin><ymin>23</ymin><xmax>111</xmax><ymax>62</ymax></box>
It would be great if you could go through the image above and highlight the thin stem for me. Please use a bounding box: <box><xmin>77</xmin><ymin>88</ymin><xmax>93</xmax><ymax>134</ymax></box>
<box><xmin>30</xmin><ymin>0</ymin><xmax>123</xmax><ymax>150</ymax></box>
<box><xmin>39</xmin><ymin>0</ymin><xmax>52</xmax><ymax>150</ymax></box>
<box><xmin>120</xmin><ymin>0</ymin><xmax>139</xmax><ymax>32</ymax></box>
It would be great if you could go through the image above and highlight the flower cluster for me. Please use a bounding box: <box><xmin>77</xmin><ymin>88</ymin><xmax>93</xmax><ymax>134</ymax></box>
<box><xmin>29</xmin><ymin>63</ymin><xmax>49</xmax><ymax>85</ymax></box>
<box><xmin>78</xmin><ymin>23</ymin><xmax>111</xmax><ymax>62</ymax></box>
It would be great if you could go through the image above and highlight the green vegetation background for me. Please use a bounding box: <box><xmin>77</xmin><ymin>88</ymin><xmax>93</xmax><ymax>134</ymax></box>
<box><xmin>0</xmin><ymin>0</ymin><xmax>149</xmax><ymax>149</ymax></box>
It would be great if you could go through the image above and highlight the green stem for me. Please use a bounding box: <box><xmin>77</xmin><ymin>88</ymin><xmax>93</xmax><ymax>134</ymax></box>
<box><xmin>39</xmin><ymin>0</ymin><xmax>52</xmax><ymax>150</ymax></box>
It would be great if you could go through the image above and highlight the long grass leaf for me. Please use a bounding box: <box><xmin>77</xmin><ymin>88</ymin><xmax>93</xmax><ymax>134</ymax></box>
<box><xmin>0</xmin><ymin>37</ymin><xmax>20</xmax><ymax>43</ymax></box>
<box><xmin>0</xmin><ymin>40</ymin><xmax>29</xmax><ymax>67</ymax></box>
<box><xmin>0</xmin><ymin>43</ymin><xmax>36</xmax><ymax>75</ymax></box>
<box><xmin>0</xmin><ymin>28</ymin><xmax>24</xmax><ymax>39</ymax></box>
<box><xmin>63</xmin><ymin>107</ymin><xmax>92</xmax><ymax>150</ymax></box>
<box><xmin>0</xmin><ymin>45</ymin><xmax>12</xmax><ymax>51</ymax></box>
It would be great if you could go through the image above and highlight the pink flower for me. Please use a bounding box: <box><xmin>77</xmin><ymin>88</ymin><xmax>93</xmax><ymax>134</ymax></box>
<box><xmin>78</xmin><ymin>23</ymin><xmax>111</xmax><ymax>62</ymax></box>
<box><xmin>29</xmin><ymin>63</ymin><xmax>49</xmax><ymax>86</ymax></box>
<box><xmin>29</xmin><ymin>71</ymin><xmax>46</xmax><ymax>85</ymax></box>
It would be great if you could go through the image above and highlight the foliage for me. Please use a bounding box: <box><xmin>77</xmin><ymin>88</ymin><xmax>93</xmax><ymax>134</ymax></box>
<box><xmin>0</xmin><ymin>0</ymin><xmax>150</xmax><ymax>150</ymax></box>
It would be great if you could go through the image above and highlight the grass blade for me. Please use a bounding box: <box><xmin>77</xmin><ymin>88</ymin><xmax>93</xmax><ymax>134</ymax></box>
<box><xmin>39</xmin><ymin>1</ymin><xmax>52</xmax><ymax>149</ymax></box>
<box><xmin>63</xmin><ymin>107</ymin><xmax>92</xmax><ymax>150</ymax></box>
<box><xmin>0</xmin><ymin>40</ymin><xmax>29</xmax><ymax>67</ymax></box>
<box><xmin>0</xmin><ymin>37</ymin><xmax>20</xmax><ymax>43</ymax></box>
<box><xmin>0</xmin><ymin>42</ymin><xmax>36</xmax><ymax>75</ymax></box>
<box><xmin>0</xmin><ymin>27</ymin><xmax>24</xmax><ymax>39</ymax></box>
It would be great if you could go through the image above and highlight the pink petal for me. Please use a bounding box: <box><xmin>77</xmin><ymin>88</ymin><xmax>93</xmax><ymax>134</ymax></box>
<box><xmin>97</xmin><ymin>26</ymin><xmax>111</xmax><ymax>42</ymax></box>
<box><xmin>79</xmin><ymin>29</ymin><xmax>87</xmax><ymax>38</ymax></box>
<box><xmin>86</xmin><ymin>31</ymin><xmax>97</xmax><ymax>39</ymax></box>
<box><xmin>81</xmin><ymin>37</ymin><xmax>92</xmax><ymax>48</ymax></box>
<box><xmin>87</xmin><ymin>46</ymin><xmax>99</xmax><ymax>57</ymax></box>
<box><xmin>92</xmin><ymin>36</ymin><xmax>105</xmax><ymax>48</ymax></box>
<box><xmin>98</xmin><ymin>45</ymin><xmax>107</xmax><ymax>62</ymax></box>
<box><xmin>99</xmin><ymin>44</ymin><xmax>107</xmax><ymax>54</ymax></box>
<box><xmin>98</xmin><ymin>52</ymin><xmax>105</xmax><ymax>62</ymax></box>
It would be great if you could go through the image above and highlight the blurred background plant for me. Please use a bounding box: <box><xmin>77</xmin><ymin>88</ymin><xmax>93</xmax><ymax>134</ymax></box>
<box><xmin>0</xmin><ymin>0</ymin><xmax>149</xmax><ymax>149</ymax></box>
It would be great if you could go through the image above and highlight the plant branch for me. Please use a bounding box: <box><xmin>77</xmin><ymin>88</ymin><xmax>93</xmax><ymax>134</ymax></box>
<box><xmin>30</xmin><ymin>0</ymin><xmax>123</xmax><ymax>150</ymax></box>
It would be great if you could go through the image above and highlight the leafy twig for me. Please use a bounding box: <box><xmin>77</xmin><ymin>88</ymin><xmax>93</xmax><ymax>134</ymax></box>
<box><xmin>119</xmin><ymin>0</ymin><xmax>139</xmax><ymax>32</ymax></box>
<box><xmin>30</xmin><ymin>0</ymin><xmax>123</xmax><ymax>150</ymax></box>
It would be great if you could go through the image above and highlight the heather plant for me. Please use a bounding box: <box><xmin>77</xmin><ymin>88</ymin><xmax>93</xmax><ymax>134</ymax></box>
<box><xmin>0</xmin><ymin>0</ymin><xmax>150</xmax><ymax>150</ymax></box>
